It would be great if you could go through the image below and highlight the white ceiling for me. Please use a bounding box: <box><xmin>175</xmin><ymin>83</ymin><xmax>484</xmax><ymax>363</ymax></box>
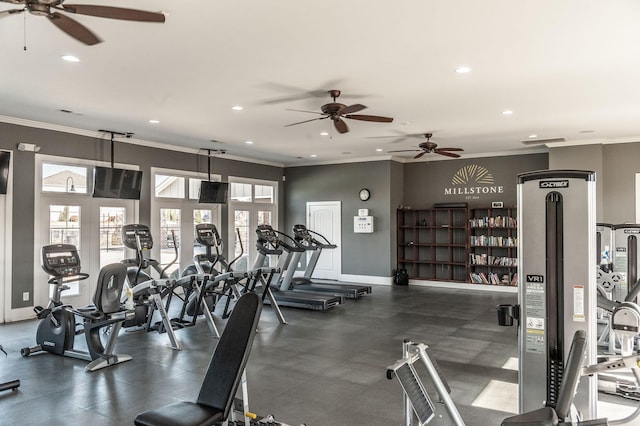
<box><xmin>2</xmin><ymin>0</ymin><xmax>640</xmax><ymax>166</ymax></box>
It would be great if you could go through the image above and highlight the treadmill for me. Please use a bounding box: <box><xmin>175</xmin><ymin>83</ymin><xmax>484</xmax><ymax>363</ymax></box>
<box><xmin>253</xmin><ymin>225</ymin><xmax>342</xmax><ymax>311</ymax></box>
<box><xmin>290</xmin><ymin>224</ymin><xmax>372</xmax><ymax>299</ymax></box>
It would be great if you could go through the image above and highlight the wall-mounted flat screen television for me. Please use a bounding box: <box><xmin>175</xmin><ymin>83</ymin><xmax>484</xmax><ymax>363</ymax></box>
<box><xmin>0</xmin><ymin>151</ymin><xmax>10</xmax><ymax>195</ymax></box>
<box><xmin>93</xmin><ymin>166</ymin><xmax>143</xmax><ymax>200</ymax></box>
<box><xmin>198</xmin><ymin>180</ymin><xmax>228</xmax><ymax>204</ymax></box>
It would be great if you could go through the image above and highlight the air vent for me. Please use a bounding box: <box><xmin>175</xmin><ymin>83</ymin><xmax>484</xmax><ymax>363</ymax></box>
<box><xmin>521</xmin><ymin>137</ymin><xmax>566</xmax><ymax>146</ymax></box>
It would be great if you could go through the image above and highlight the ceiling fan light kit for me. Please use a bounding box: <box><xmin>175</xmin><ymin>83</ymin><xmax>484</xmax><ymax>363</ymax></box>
<box><xmin>0</xmin><ymin>0</ymin><xmax>166</xmax><ymax>45</ymax></box>
<box><xmin>284</xmin><ymin>89</ymin><xmax>394</xmax><ymax>134</ymax></box>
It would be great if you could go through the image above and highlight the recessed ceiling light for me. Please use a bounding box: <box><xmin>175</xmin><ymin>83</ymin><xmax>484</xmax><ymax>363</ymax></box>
<box><xmin>455</xmin><ymin>66</ymin><xmax>471</xmax><ymax>74</ymax></box>
<box><xmin>528</xmin><ymin>134</ymin><xmax>538</xmax><ymax>138</ymax></box>
<box><xmin>61</xmin><ymin>55</ymin><xmax>80</xmax><ymax>62</ymax></box>
<box><xmin>231</xmin><ymin>105</ymin><xmax>244</xmax><ymax>111</ymax></box>
<box><xmin>149</xmin><ymin>119</ymin><xmax>160</xmax><ymax>124</ymax></box>
<box><xmin>376</xmin><ymin>148</ymin><xmax>383</xmax><ymax>152</ymax></box>
<box><xmin>310</xmin><ymin>154</ymin><xmax>317</xmax><ymax>158</ymax></box>
<box><xmin>502</xmin><ymin>110</ymin><xmax>513</xmax><ymax>115</ymax></box>
<box><xmin>320</xmin><ymin>131</ymin><xmax>329</xmax><ymax>136</ymax></box>
<box><xmin>245</xmin><ymin>140</ymin><xmax>254</xmax><ymax>145</ymax></box>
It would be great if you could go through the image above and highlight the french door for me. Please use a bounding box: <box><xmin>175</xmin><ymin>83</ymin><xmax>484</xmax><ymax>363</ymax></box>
<box><xmin>228</xmin><ymin>178</ymin><xmax>278</xmax><ymax>271</ymax></box>
<box><xmin>35</xmin><ymin>157</ymin><xmax>137</xmax><ymax>308</ymax></box>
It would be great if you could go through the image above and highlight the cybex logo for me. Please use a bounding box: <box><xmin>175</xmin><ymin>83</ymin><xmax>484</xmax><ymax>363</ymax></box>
<box><xmin>526</xmin><ymin>275</ymin><xmax>544</xmax><ymax>283</ymax></box>
<box><xmin>624</xmin><ymin>229</ymin><xmax>640</xmax><ymax>234</ymax></box>
<box><xmin>539</xmin><ymin>180</ymin><xmax>569</xmax><ymax>189</ymax></box>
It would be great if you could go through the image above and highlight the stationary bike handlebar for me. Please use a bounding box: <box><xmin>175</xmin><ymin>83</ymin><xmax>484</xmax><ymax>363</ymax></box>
<box><xmin>48</xmin><ymin>273</ymin><xmax>90</xmax><ymax>285</ymax></box>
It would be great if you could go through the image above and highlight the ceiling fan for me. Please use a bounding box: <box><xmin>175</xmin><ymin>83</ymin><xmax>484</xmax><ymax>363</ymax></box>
<box><xmin>0</xmin><ymin>0</ymin><xmax>165</xmax><ymax>46</ymax></box>
<box><xmin>388</xmin><ymin>133</ymin><xmax>463</xmax><ymax>159</ymax></box>
<box><xmin>284</xmin><ymin>89</ymin><xmax>393</xmax><ymax>134</ymax></box>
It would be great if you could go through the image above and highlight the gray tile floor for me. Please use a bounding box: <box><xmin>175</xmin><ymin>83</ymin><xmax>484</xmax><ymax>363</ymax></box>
<box><xmin>0</xmin><ymin>284</ymin><xmax>521</xmax><ymax>425</ymax></box>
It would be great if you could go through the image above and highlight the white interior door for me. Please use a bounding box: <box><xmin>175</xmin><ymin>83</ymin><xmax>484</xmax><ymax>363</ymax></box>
<box><xmin>306</xmin><ymin>201</ymin><xmax>341</xmax><ymax>280</ymax></box>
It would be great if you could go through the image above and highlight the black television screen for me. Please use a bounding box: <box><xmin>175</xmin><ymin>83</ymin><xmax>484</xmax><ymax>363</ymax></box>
<box><xmin>93</xmin><ymin>166</ymin><xmax>143</xmax><ymax>200</ymax></box>
<box><xmin>0</xmin><ymin>151</ymin><xmax>10</xmax><ymax>195</ymax></box>
<box><xmin>198</xmin><ymin>181</ymin><xmax>228</xmax><ymax>204</ymax></box>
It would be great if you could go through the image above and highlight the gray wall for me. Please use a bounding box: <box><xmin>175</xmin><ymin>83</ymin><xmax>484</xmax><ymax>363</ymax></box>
<box><xmin>548</xmin><ymin>144</ymin><xmax>604</xmax><ymax>220</ymax></box>
<box><xmin>404</xmin><ymin>153</ymin><xmax>548</xmax><ymax>209</ymax></box>
<box><xmin>549</xmin><ymin>142</ymin><xmax>640</xmax><ymax>223</ymax></box>
<box><xmin>284</xmin><ymin>161</ymin><xmax>399</xmax><ymax>277</ymax></box>
<box><xmin>0</xmin><ymin>122</ymin><xmax>284</xmax><ymax>309</ymax></box>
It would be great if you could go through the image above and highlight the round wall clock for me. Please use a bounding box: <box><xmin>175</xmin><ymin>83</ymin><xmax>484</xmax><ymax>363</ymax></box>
<box><xmin>359</xmin><ymin>188</ymin><xmax>371</xmax><ymax>201</ymax></box>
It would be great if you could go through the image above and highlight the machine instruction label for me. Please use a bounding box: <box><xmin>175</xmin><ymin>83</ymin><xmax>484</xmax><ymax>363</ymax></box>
<box><xmin>573</xmin><ymin>285</ymin><xmax>585</xmax><ymax>322</ymax></box>
<box><xmin>525</xmin><ymin>279</ymin><xmax>546</xmax><ymax>353</ymax></box>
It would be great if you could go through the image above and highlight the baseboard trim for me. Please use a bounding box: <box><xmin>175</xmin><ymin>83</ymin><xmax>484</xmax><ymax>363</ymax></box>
<box><xmin>409</xmin><ymin>280</ymin><xmax>518</xmax><ymax>293</ymax></box>
<box><xmin>339</xmin><ymin>274</ymin><xmax>393</xmax><ymax>285</ymax></box>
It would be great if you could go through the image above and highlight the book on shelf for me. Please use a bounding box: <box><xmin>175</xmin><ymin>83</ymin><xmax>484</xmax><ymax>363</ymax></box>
<box><xmin>469</xmin><ymin>216</ymin><xmax>518</xmax><ymax>228</ymax></box>
<box><xmin>470</xmin><ymin>235</ymin><xmax>517</xmax><ymax>247</ymax></box>
<box><xmin>469</xmin><ymin>271</ymin><xmax>518</xmax><ymax>286</ymax></box>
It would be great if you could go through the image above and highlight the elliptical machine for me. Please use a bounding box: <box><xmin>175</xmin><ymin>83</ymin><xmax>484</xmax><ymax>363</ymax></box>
<box><xmin>120</xmin><ymin>224</ymin><xmax>182</xmax><ymax>350</ymax></box>
<box><xmin>20</xmin><ymin>244</ymin><xmax>132</xmax><ymax>372</ymax></box>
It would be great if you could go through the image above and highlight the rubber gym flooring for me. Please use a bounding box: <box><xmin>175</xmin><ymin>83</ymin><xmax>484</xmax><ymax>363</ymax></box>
<box><xmin>1</xmin><ymin>284</ymin><xmax>524</xmax><ymax>425</ymax></box>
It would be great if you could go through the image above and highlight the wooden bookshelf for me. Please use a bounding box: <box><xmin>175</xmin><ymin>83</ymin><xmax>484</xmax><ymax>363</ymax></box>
<box><xmin>396</xmin><ymin>206</ymin><xmax>518</xmax><ymax>286</ymax></box>
<box><xmin>397</xmin><ymin>207</ymin><xmax>469</xmax><ymax>282</ymax></box>
<box><xmin>468</xmin><ymin>206</ymin><xmax>518</xmax><ymax>286</ymax></box>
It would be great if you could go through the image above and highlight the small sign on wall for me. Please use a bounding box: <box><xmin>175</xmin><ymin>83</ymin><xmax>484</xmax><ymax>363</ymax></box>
<box><xmin>354</xmin><ymin>216</ymin><xmax>374</xmax><ymax>233</ymax></box>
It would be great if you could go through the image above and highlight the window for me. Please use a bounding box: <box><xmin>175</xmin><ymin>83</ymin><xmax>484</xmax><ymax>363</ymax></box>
<box><xmin>155</xmin><ymin>174</ymin><xmax>185</xmax><ymax>198</ymax></box>
<box><xmin>99</xmin><ymin>207</ymin><xmax>126</xmax><ymax>268</ymax></box>
<box><xmin>230</xmin><ymin>182</ymin><xmax>252</xmax><ymax>202</ymax></box>
<box><xmin>193</xmin><ymin>209</ymin><xmax>212</xmax><ymax>257</ymax></box>
<box><xmin>255</xmin><ymin>184</ymin><xmax>274</xmax><ymax>203</ymax></box>
<box><xmin>42</xmin><ymin>163</ymin><xmax>89</xmax><ymax>194</ymax></box>
<box><xmin>189</xmin><ymin>178</ymin><xmax>202</xmax><ymax>200</ymax></box>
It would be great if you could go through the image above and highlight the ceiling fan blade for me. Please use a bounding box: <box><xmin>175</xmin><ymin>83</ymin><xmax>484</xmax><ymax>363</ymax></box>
<box><xmin>387</xmin><ymin>149</ymin><xmax>421</xmax><ymax>153</ymax></box>
<box><xmin>284</xmin><ymin>116</ymin><xmax>328</xmax><ymax>127</ymax></box>
<box><xmin>339</xmin><ymin>104</ymin><xmax>367</xmax><ymax>115</ymax></box>
<box><xmin>435</xmin><ymin>150</ymin><xmax>461</xmax><ymax>158</ymax></box>
<box><xmin>60</xmin><ymin>4</ymin><xmax>165</xmax><ymax>22</ymax></box>
<box><xmin>344</xmin><ymin>114</ymin><xmax>394</xmax><ymax>123</ymax></box>
<box><xmin>414</xmin><ymin>152</ymin><xmax>427</xmax><ymax>159</ymax></box>
<box><xmin>437</xmin><ymin>148</ymin><xmax>464</xmax><ymax>152</ymax></box>
<box><xmin>334</xmin><ymin>118</ymin><xmax>349</xmax><ymax>134</ymax></box>
<box><xmin>48</xmin><ymin>11</ymin><xmax>101</xmax><ymax>45</ymax></box>
<box><xmin>0</xmin><ymin>8</ymin><xmax>24</xmax><ymax>17</ymax></box>
<box><xmin>285</xmin><ymin>108</ymin><xmax>324</xmax><ymax>115</ymax></box>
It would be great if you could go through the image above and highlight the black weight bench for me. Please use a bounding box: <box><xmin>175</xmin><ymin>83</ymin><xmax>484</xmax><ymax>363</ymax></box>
<box><xmin>502</xmin><ymin>330</ymin><xmax>607</xmax><ymax>426</ymax></box>
<box><xmin>134</xmin><ymin>292</ymin><xmax>262</xmax><ymax>426</ymax></box>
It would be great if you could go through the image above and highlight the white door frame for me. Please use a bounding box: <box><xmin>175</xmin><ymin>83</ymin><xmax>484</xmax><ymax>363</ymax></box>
<box><xmin>0</xmin><ymin>150</ymin><xmax>13</xmax><ymax>323</ymax></box>
<box><xmin>306</xmin><ymin>201</ymin><xmax>341</xmax><ymax>280</ymax></box>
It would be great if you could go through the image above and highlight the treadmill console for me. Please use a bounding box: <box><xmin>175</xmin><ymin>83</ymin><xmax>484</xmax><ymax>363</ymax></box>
<box><xmin>41</xmin><ymin>244</ymin><xmax>82</xmax><ymax>277</ymax></box>
<box><xmin>256</xmin><ymin>224</ymin><xmax>279</xmax><ymax>246</ymax></box>
<box><xmin>292</xmin><ymin>224</ymin><xmax>312</xmax><ymax>242</ymax></box>
<box><xmin>122</xmin><ymin>224</ymin><xmax>154</xmax><ymax>250</ymax></box>
<box><xmin>195</xmin><ymin>223</ymin><xmax>221</xmax><ymax>247</ymax></box>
